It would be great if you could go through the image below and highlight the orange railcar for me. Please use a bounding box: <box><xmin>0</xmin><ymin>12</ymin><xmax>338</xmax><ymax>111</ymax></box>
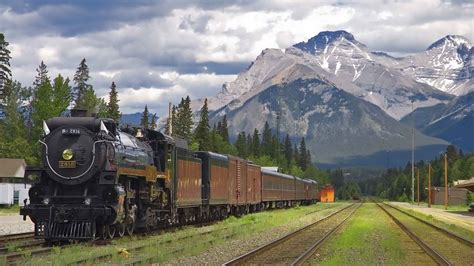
<box><xmin>175</xmin><ymin>148</ymin><xmax>202</xmax><ymax>207</ymax></box>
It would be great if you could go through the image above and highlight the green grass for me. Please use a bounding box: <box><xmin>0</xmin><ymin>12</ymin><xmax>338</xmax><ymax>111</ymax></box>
<box><xmin>314</xmin><ymin>203</ymin><xmax>406</xmax><ymax>266</ymax></box>
<box><xmin>0</xmin><ymin>204</ymin><xmax>21</xmax><ymax>215</ymax></box>
<box><xmin>408</xmin><ymin>202</ymin><xmax>470</xmax><ymax>212</ymax></box>
<box><xmin>22</xmin><ymin>202</ymin><xmax>349</xmax><ymax>265</ymax></box>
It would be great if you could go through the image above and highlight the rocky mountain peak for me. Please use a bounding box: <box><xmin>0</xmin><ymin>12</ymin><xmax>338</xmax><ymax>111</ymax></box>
<box><xmin>293</xmin><ymin>30</ymin><xmax>362</xmax><ymax>55</ymax></box>
<box><xmin>427</xmin><ymin>35</ymin><xmax>472</xmax><ymax>51</ymax></box>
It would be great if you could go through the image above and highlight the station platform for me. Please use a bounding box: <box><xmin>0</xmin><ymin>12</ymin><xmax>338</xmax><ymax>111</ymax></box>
<box><xmin>388</xmin><ymin>202</ymin><xmax>474</xmax><ymax>233</ymax></box>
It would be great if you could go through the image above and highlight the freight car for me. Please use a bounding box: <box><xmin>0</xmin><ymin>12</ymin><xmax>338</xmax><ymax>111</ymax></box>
<box><xmin>20</xmin><ymin>113</ymin><xmax>319</xmax><ymax>242</ymax></box>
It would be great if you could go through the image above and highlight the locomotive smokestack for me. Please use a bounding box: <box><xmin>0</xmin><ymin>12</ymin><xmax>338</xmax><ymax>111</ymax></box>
<box><xmin>71</xmin><ymin>109</ymin><xmax>88</xmax><ymax>117</ymax></box>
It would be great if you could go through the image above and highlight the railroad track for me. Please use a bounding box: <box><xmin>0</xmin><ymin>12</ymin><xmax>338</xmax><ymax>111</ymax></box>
<box><xmin>0</xmin><ymin>232</ymin><xmax>35</xmax><ymax>246</ymax></box>
<box><xmin>223</xmin><ymin>202</ymin><xmax>361</xmax><ymax>265</ymax></box>
<box><xmin>376</xmin><ymin>202</ymin><xmax>474</xmax><ymax>266</ymax></box>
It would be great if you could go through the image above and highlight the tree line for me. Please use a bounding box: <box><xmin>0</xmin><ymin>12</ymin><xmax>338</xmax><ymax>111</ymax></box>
<box><xmin>359</xmin><ymin>145</ymin><xmax>474</xmax><ymax>203</ymax></box>
<box><xmin>0</xmin><ymin>33</ymin><xmax>121</xmax><ymax>165</ymax></box>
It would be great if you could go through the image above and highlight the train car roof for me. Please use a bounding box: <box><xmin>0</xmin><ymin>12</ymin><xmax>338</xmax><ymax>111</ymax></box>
<box><xmin>261</xmin><ymin>168</ymin><xmax>294</xmax><ymax>180</ymax></box>
<box><xmin>195</xmin><ymin>151</ymin><xmax>229</xmax><ymax>162</ymax></box>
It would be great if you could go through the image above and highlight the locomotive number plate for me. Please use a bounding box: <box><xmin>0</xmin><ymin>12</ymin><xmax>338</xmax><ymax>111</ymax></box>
<box><xmin>59</xmin><ymin>161</ymin><xmax>76</xmax><ymax>168</ymax></box>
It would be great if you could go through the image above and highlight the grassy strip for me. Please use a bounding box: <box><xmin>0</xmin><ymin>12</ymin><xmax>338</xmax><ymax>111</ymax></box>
<box><xmin>313</xmin><ymin>203</ymin><xmax>408</xmax><ymax>266</ymax></box>
<box><xmin>411</xmin><ymin>202</ymin><xmax>470</xmax><ymax>212</ymax></box>
<box><xmin>0</xmin><ymin>205</ymin><xmax>20</xmax><ymax>216</ymax></box>
<box><xmin>390</xmin><ymin>204</ymin><xmax>474</xmax><ymax>241</ymax></box>
<box><xmin>21</xmin><ymin>202</ymin><xmax>347</xmax><ymax>265</ymax></box>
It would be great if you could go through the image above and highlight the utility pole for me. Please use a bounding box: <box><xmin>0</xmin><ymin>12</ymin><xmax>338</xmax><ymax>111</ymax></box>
<box><xmin>411</xmin><ymin>100</ymin><xmax>415</xmax><ymax>203</ymax></box>
<box><xmin>428</xmin><ymin>163</ymin><xmax>432</xmax><ymax>208</ymax></box>
<box><xmin>444</xmin><ymin>153</ymin><xmax>448</xmax><ymax>210</ymax></box>
<box><xmin>417</xmin><ymin>168</ymin><xmax>420</xmax><ymax>206</ymax></box>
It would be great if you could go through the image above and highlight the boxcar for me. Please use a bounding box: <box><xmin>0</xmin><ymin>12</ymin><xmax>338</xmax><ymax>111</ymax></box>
<box><xmin>175</xmin><ymin>148</ymin><xmax>202</xmax><ymax>207</ymax></box>
<box><xmin>194</xmin><ymin>152</ymin><xmax>229</xmax><ymax>205</ymax></box>
<box><xmin>247</xmin><ymin>163</ymin><xmax>262</xmax><ymax>206</ymax></box>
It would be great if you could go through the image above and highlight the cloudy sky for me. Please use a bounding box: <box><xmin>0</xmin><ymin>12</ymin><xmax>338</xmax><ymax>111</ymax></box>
<box><xmin>0</xmin><ymin>0</ymin><xmax>472</xmax><ymax>116</ymax></box>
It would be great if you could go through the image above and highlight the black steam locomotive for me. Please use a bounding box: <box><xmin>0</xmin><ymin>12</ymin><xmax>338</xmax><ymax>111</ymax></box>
<box><xmin>20</xmin><ymin>112</ymin><xmax>318</xmax><ymax>241</ymax></box>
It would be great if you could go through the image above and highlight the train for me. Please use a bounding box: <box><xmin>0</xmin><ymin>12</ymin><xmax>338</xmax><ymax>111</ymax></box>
<box><xmin>20</xmin><ymin>111</ymin><xmax>319</xmax><ymax>241</ymax></box>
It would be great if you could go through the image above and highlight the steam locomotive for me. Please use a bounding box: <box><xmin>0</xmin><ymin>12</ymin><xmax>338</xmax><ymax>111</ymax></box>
<box><xmin>20</xmin><ymin>111</ymin><xmax>318</xmax><ymax>241</ymax></box>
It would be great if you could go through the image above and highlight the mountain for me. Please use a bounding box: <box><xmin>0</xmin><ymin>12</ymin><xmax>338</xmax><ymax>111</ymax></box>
<box><xmin>198</xmin><ymin>30</ymin><xmax>453</xmax><ymax>121</ymax></box>
<box><xmin>191</xmin><ymin>30</ymin><xmax>473</xmax><ymax>167</ymax></box>
<box><xmin>222</xmin><ymin>78</ymin><xmax>448</xmax><ymax>167</ymax></box>
<box><xmin>395</xmin><ymin>35</ymin><xmax>473</xmax><ymax>96</ymax></box>
<box><xmin>401</xmin><ymin>91</ymin><xmax>474</xmax><ymax>151</ymax></box>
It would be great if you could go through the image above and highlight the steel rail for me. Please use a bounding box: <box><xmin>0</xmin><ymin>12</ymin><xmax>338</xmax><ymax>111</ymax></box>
<box><xmin>0</xmin><ymin>232</ymin><xmax>35</xmax><ymax>245</ymax></box>
<box><xmin>383</xmin><ymin>202</ymin><xmax>474</xmax><ymax>247</ymax></box>
<box><xmin>290</xmin><ymin>203</ymin><xmax>361</xmax><ymax>265</ymax></box>
<box><xmin>222</xmin><ymin>203</ymin><xmax>357</xmax><ymax>266</ymax></box>
<box><xmin>376</xmin><ymin>202</ymin><xmax>451</xmax><ymax>266</ymax></box>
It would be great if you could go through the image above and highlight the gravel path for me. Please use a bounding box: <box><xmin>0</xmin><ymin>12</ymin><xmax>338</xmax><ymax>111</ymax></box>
<box><xmin>0</xmin><ymin>214</ymin><xmax>34</xmax><ymax>236</ymax></box>
<box><xmin>389</xmin><ymin>202</ymin><xmax>474</xmax><ymax>232</ymax></box>
<box><xmin>165</xmin><ymin>204</ymin><xmax>350</xmax><ymax>265</ymax></box>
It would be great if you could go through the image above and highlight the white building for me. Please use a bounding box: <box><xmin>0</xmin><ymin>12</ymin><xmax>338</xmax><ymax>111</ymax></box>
<box><xmin>0</xmin><ymin>159</ymin><xmax>31</xmax><ymax>206</ymax></box>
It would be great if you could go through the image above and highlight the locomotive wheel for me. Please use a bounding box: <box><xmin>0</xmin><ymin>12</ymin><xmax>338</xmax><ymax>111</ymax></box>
<box><xmin>125</xmin><ymin>222</ymin><xmax>134</xmax><ymax>236</ymax></box>
<box><xmin>116</xmin><ymin>224</ymin><xmax>126</xmax><ymax>238</ymax></box>
<box><xmin>107</xmin><ymin>225</ymin><xmax>116</xmax><ymax>239</ymax></box>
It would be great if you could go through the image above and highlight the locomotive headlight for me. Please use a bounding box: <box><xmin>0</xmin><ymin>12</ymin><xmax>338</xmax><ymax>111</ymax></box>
<box><xmin>43</xmin><ymin>197</ymin><xmax>50</xmax><ymax>205</ymax></box>
<box><xmin>62</xmin><ymin>148</ymin><xmax>74</xmax><ymax>160</ymax></box>
<box><xmin>84</xmin><ymin>198</ymin><xmax>91</xmax><ymax>205</ymax></box>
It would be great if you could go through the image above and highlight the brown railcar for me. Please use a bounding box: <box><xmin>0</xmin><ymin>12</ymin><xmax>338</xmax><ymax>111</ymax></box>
<box><xmin>294</xmin><ymin>177</ymin><xmax>306</xmax><ymax>201</ymax></box>
<box><xmin>175</xmin><ymin>148</ymin><xmax>202</xmax><ymax>207</ymax></box>
<box><xmin>247</xmin><ymin>164</ymin><xmax>262</xmax><ymax>204</ymax></box>
<box><xmin>228</xmin><ymin>156</ymin><xmax>249</xmax><ymax>205</ymax></box>
<box><xmin>262</xmin><ymin>169</ymin><xmax>295</xmax><ymax>203</ymax></box>
<box><xmin>195</xmin><ymin>152</ymin><xmax>229</xmax><ymax>205</ymax></box>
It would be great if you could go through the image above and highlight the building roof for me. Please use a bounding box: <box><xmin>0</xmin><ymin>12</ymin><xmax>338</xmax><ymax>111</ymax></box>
<box><xmin>454</xmin><ymin>177</ymin><xmax>474</xmax><ymax>191</ymax></box>
<box><xmin>0</xmin><ymin>159</ymin><xmax>26</xmax><ymax>178</ymax></box>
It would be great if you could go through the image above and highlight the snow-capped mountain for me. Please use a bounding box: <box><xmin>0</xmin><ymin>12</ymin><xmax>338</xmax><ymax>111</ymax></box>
<box><xmin>223</xmin><ymin>77</ymin><xmax>448</xmax><ymax>166</ymax></box>
<box><xmin>200</xmin><ymin>30</ymin><xmax>454</xmax><ymax>120</ymax></box>
<box><xmin>396</xmin><ymin>35</ymin><xmax>473</xmax><ymax>95</ymax></box>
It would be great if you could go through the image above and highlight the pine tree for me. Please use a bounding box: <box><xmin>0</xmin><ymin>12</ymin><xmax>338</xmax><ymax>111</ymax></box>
<box><xmin>73</xmin><ymin>58</ymin><xmax>91</xmax><ymax>108</ymax></box>
<box><xmin>246</xmin><ymin>133</ymin><xmax>252</xmax><ymax>156</ymax></box>
<box><xmin>235</xmin><ymin>131</ymin><xmax>247</xmax><ymax>158</ymax></box>
<box><xmin>33</xmin><ymin>61</ymin><xmax>49</xmax><ymax>89</ymax></box>
<box><xmin>284</xmin><ymin>134</ymin><xmax>293</xmax><ymax>166</ymax></box>
<box><xmin>219</xmin><ymin>115</ymin><xmax>229</xmax><ymax>142</ymax></box>
<box><xmin>150</xmin><ymin>113</ymin><xmax>157</xmax><ymax>130</ymax></box>
<box><xmin>165</xmin><ymin>106</ymin><xmax>176</xmax><ymax>135</ymax></box>
<box><xmin>140</xmin><ymin>105</ymin><xmax>150</xmax><ymax>128</ymax></box>
<box><xmin>106</xmin><ymin>81</ymin><xmax>121</xmax><ymax>123</ymax></box>
<box><xmin>50</xmin><ymin>74</ymin><xmax>72</xmax><ymax>117</ymax></box>
<box><xmin>293</xmin><ymin>143</ymin><xmax>299</xmax><ymax>166</ymax></box>
<box><xmin>251</xmin><ymin>128</ymin><xmax>261</xmax><ymax>157</ymax></box>
<box><xmin>299</xmin><ymin>137</ymin><xmax>308</xmax><ymax>170</ymax></box>
<box><xmin>261</xmin><ymin>121</ymin><xmax>272</xmax><ymax>156</ymax></box>
<box><xmin>174</xmin><ymin>96</ymin><xmax>193</xmax><ymax>141</ymax></box>
<box><xmin>306</xmin><ymin>150</ymin><xmax>312</xmax><ymax>167</ymax></box>
<box><xmin>194</xmin><ymin>98</ymin><xmax>210</xmax><ymax>150</ymax></box>
<box><xmin>0</xmin><ymin>33</ymin><xmax>11</xmax><ymax>102</ymax></box>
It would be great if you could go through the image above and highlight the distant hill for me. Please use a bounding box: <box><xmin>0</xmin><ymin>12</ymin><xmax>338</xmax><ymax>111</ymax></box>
<box><xmin>120</xmin><ymin>112</ymin><xmax>156</xmax><ymax>126</ymax></box>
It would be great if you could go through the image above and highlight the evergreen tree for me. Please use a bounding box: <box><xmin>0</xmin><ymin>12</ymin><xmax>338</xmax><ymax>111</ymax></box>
<box><xmin>106</xmin><ymin>81</ymin><xmax>121</xmax><ymax>123</ymax></box>
<box><xmin>299</xmin><ymin>137</ymin><xmax>308</xmax><ymax>170</ymax></box>
<box><xmin>140</xmin><ymin>105</ymin><xmax>150</xmax><ymax>128</ymax></box>
<box><xmin>293</xmin><ymin>143</ymin><xmax>299</xmax><ymax>166</ymax></box>
<box><xmin>261</xmin><ymin>121</ymin><xmax>272</xmax><ymax>156</ymax></box>
<box><xmin>50</xmin><ymin>74</ymin><xmax>72</xmax><ymax>118</ymax></box>
<box><xmin>33</xmin><ymin>61</ymin><xmax>49</xmax><ymax>89</ymax></box>
<box><xmin>284</xmin><ymin>134</ymin><xmax>293</xmax><ymax>166</ymax></box>
<box><xmin>194</xmin><ymin>98</ymin><xmax>210</xmax><ymax>150</ymax></box>
<box><xmin>73</xmin><ymin>58</ymin><xmax>91</xmax><ymax>108</ymax></box>
<box><xmin>251</xmin><ymin>128</ymin><xmax>261</xmax><ymax>157</ymax></box>
<box><xmin>219</xmin><ymin>115</ymin><xmax>229</xmax><ymax>142</ymax></box>
<box><xmin>235</xmin><ymin>131</ymin><xmax>247</xmax><ymax>158</ymax></box>
<box><xmin>246</xmin><ymin>133</ymin><xmax>252</xmax><ymax>156</ymax></box>
<box><xmin>150</xmin><ymin>113</ymin><xmax>157</xmax><ymax>130</ymax></box>
<box><xmin>174</xmin><ymin>96</ymin><xmax>193</xmax><ymax>141</ymax></box>
<box><xmin>306</xmin><ymin>150</ymin><xmax>312</xmax><ymax>167</ymax></box>
<box><xmin>0</xmin><ymin>33</ymin><xmax>11</xmax><ymax>102</ymax></box>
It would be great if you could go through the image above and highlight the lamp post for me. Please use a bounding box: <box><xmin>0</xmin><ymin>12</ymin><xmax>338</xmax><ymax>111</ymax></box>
<box><xmin>428</xmin><ymin>163</ymin><xmax>431</xmax><ymax>208</ymax></box>
<box><xmin>417</xmin><ymin>168</ymin><xmax>420</xmax><ymax>206</ymax></box>
<box><xmin>444</xmin><ymin>153</ymin><xmax>448</xmax><ymax>210</ymax></box>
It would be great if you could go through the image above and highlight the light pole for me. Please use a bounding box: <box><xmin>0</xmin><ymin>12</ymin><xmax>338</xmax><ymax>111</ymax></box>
<box><xmin>428</xmin><ymin>163</ymin><xmax>432</xmax><ymax>208</ymax></box>
<box><xmin>444</xmin><ymin>153</ymin><xmax>448</xmax><ymax>210</ymax></box>
<box><xmin>411</xmin><ymin>100</ymin><xmax>415</xmax><ymax>203</ymax></box>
